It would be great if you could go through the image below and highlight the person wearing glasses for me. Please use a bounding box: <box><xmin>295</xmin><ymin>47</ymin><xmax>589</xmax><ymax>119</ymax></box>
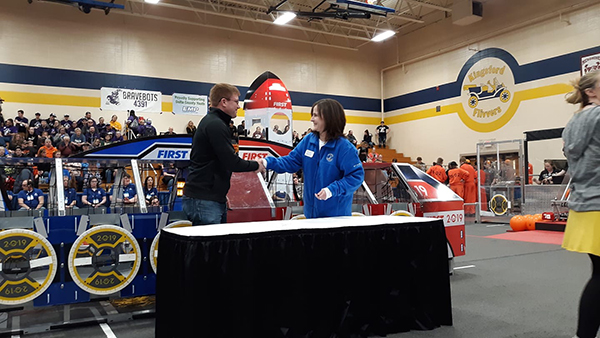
<box><xmin>110</xmin><ymin>174</ymin><xmax>137</xmax><ymax>205</ymax></box>
<box><xmin>17</xmin><ymin>179</ymin><xmax>44</xmax><ymax>211</ymax></box>
<box><xmin>183</xmin><ymin>83</ymin><xmax>265</xmax><ymax>225</ymax></box>
<box><xmin>82</xmin><ymin>176</ymin><xmax>107</xmax><ymax>209</ymax></box>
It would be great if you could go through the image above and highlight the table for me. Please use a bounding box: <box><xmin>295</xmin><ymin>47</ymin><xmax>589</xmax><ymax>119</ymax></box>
<box><xmin>156</xmin><ymin>215</ymin><xmax>452</xmax><ymax>338</ymax></box>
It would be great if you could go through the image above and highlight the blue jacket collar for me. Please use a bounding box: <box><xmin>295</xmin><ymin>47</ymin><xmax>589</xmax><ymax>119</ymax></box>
<box><xmin>308</xmin><ymin>133</ymin><xmax>340</xmax><ymax>149</ymax></box>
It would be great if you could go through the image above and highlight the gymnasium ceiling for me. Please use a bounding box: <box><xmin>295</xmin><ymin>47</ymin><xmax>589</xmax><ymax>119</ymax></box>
<box><xmin>110</xmin><ymin>0</ymin><xmax>454</xmax><ymax>51</ymax></box>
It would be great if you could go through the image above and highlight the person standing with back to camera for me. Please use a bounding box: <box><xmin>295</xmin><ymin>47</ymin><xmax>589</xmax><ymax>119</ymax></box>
<box><xmin>183</xmin><ymin>83</ymin><xmax>264</xmax><ymax>225</ymax></box>
<box><xmin>562</xmin><ymin>70</ymin><xmax>600</xmax><ymax>338</ymax></box>
<box><xmin>262</xmin><ymin>99</ymin><xmax>364</xmax><ymax>218</ymax></box>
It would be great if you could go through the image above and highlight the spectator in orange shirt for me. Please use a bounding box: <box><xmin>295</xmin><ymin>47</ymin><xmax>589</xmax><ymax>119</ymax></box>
<box><xmin>367</xmin><ymin>146</ymin><xmax>380</xmax><ymax>163</ymax></box>
<box><xmin>448</xmin><ymin>161</ymin><xmax>469</xmax><ymax>199</ymax></box>
<box><xmin>460</xmin><ymin>158</ymin><xmax>477</xmax><ymax>214</ymax></box>
<box><xmin>37</xmin><ymin>138</ymin><xmax>57</xmax><ymax>158</ymax></box>
<box><xmin>426</xmin><ymin>157</ymin><xmax>447</xmax><ymax>183</ymax></box>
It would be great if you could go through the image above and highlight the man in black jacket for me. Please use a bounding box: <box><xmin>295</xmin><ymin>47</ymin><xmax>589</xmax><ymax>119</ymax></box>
<box><xmin>183</xmin><ymin>83</ymin><xmax>265</xmax><ymax>225</ymax></box>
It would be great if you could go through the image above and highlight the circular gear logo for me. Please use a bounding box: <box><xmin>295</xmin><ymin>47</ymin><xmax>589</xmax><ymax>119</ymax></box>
<box><xmin>461</xmin><ymin>58</ymin><xmax>514</xmax><ymax>124</ymax></box>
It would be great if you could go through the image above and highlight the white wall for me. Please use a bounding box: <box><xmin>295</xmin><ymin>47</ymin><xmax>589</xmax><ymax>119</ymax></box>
<box><xmin>382</xmin><ymin>1</ymin><xmax>600</xmax><ymax>172</ymax></box>
<box><xmin>0</xmin><ymin>0</ymin><xmax>381</xmax><ymax>135</ymax></box>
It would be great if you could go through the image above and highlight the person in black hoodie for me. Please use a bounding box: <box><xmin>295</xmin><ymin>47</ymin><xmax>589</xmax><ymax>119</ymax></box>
<box><xmin>183</xmin><ymin>83</ymin><xmax>265</xmax><ymax>225</ymax></box>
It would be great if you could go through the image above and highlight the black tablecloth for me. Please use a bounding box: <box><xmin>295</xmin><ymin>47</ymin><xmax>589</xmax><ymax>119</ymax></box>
<box><xmin>156</xmin><ymin>216</ymin><xmax>452</xmax><ymax>338</ymax></box>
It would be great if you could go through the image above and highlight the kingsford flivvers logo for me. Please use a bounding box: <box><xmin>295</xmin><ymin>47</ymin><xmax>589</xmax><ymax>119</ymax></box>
<box><xmin>460</xmin><ymin>58</ymin><xmax>514</xmax><ymax>125</ymax></box>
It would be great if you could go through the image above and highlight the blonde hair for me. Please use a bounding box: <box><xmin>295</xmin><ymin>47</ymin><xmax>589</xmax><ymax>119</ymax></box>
<box><xmin>209</xmin><ymin>83</ymin><xmax>240</xmax><ymax>107</ymax></box>
<box><xmin>566</xmin><ymin>70</ymin><xmax>600</xmax><ymax>109</ymax></box>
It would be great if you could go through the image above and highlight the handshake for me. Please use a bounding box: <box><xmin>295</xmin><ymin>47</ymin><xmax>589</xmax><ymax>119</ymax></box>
<box><xmin>256</xmin><ymin>159</ymin><xmax>266</xmax><ymax>173</ymax></box>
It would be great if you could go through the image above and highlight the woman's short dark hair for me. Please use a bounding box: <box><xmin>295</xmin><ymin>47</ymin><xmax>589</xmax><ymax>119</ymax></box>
<box><xmin>311</xmin><ymin>99</ymin><xmax>346</xmax><ymax>141</ymax></box>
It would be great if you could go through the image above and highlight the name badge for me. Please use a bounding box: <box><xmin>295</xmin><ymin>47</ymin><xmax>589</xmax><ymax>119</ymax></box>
<box><xmin>93</xmin><ymin>199</ymin><xmax>99</xmax><ymax>204</ymax></box>
<box><xmin>304</xmin><ymin>150</ymin><xmax>314</xmax><ymax>158</ymax></box>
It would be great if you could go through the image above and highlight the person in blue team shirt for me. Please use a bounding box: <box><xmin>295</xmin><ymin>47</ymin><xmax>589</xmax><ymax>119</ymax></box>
<box><xmin>97</xmin><ymin>117</ymin><xmax>108</xmax><ymax>137</ymax></box>
<box><xmin>143</xmin><ymin>176</ymin><xmax>158</xmax><ymax>205</ymax></box>
<box><xmin>37</xmin><ymin>120</ymin><xmax>51</xmax><ymax>137</ymax></box>
<box><xmin>110</xmin><ymin>174</ymin><xmax>137</xmax><ymax>205</ymax></box>
<box><xmin>46</xmin><ymin>113</ymin><xmax>57</xmax><ymax>128</ymax></box>
<box><xmin>2</xmin><ymin>119</ymin><xmax>17</xmax><ymax>144</ymax></box>
<box><xmin>263</xmin><ymin>99</ymin><xmax>364</xmax><ymax>218</ymax></box>
<box><xmin>15</xmin><ymin>110</ymin><xmax>28</xmax><ymax>134</ymax></box>
<box><xmin>112</xmin><ymin>130</ymin><xmax>124</xmax><ymax>142</ymax></box>
<box><xmin>63</xmin><ymin>176</ymin><xmax>78</xmax><ymax>209</ymax></box>
<box><xmin>29</xmin><ymin>112</ymin><xmax>43</xmax><ymax>130</ymax></box>
<box><xmin>82</xmin><ymin>177</ymin><xmax>107</xmax><ymax>208</ymax></box>
<box><xmin>17</xmin><ymin>179</ymin><xmax>45</xmax><ymax>211</ymax></box>
<box><xmin>61</xmin><ymin>114</ymin><xmax>74</xmax><ymax>133</ymax></box>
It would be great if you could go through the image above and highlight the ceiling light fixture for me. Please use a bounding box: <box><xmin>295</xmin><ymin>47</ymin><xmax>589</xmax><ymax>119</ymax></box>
<box><xmin>145</xmin><ymin>0</ymin><xmax>160</xmax><ymax>4</ymax></box>
<box><xmin>371</xmin><ymin>30</ymin><xmax>395</xmax><ymax>42</ymax></box>
<box><xmin>274</xmin><ymin>12</ymin><xmax>297</xmax><ymax>25</ymax></box>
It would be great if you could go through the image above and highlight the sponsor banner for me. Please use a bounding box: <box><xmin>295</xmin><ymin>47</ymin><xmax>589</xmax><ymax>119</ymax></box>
<box><xmin>101</xmin><ymin>87</ymin><xmax>162</xmax><ymax>113</ymax></box>
<box><xmin>172</xmin><ymin>93</ymin><xmax>208</xmax><ymax>115</ymax></box>
<box><xmin>423</xmin><ymin>210</ymin><xmax>465</xmax><ymax>227</ymax></box>
<box><xmin>582</xmin><ymin>52</ymin><xmax>600</xmax><ymax>75</ymax></box>
<box><xmin>239</xmin><ymin>150</ymin><xmax>270</xmax><ymax>161</ymax></box>
<box><xmin>144</xmin><ymin>148</ymin><xmax>191</xmax><ymax>160</ymax></box>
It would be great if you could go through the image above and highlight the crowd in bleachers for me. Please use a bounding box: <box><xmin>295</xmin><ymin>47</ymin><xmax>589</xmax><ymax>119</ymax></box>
<box><xmin>0</xmin><ymin>108</ymin><xmax>180</xmax><ymax>159</ymax></box>
<box><xmin>0</xmin><ymin>104</ymin><xmax>180</xmax><ymax>212</ymax></box>
<box><xmin>0</xmin><ymin>109</ymin><xmax>128</xmax><ymax>158</ymax></box>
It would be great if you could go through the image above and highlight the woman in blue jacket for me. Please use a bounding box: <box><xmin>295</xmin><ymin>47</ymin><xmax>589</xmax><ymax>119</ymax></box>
<box><xmin>264</xmin><ymin>99</ymin><xmax>364</xmax><ymax>218</ymax></box>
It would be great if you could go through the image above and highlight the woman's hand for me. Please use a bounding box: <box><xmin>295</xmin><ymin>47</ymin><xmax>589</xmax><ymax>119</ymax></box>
<box><xmin>315</xmin><ymin>188</ymin><xmax>331</xmax><ymax>200</ymax></box>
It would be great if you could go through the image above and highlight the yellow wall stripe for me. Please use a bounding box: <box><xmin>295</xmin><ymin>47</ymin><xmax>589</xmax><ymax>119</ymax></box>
<box><xmin>386</xmin><ymin>103</ymin><xmax>460</xmax><ymax>125</ymax></box>
<box><xmin>162</xmin><ymin>102</ymin><xmax>173</xmax><ymax>112</ymax></box>
<box><xmin>385</xmin><ymin>83</ymin><xmax>573</xmax><ymax>132</ymax></box>
<box><xmin>2</xmin><ymin>91</ymin><xmax>100</xmax><ymax>107</ymax></box>
<box><xmin>1</xmin><ymin>91</ymin><xmax>382</xmax><ymax>125</ymax></box>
